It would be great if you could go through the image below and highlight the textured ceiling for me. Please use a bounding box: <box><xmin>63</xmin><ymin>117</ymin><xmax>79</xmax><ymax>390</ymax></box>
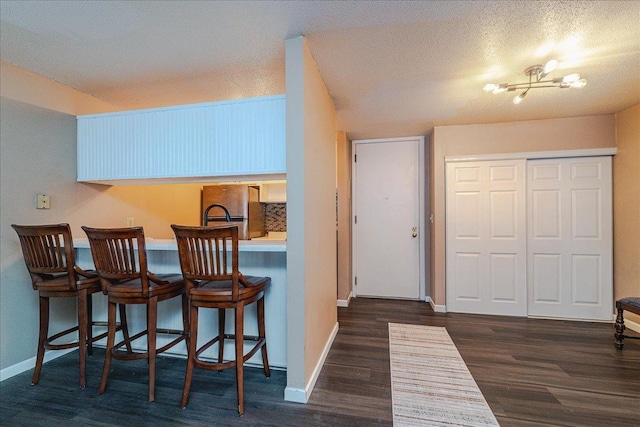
<box><xmin>1</xmin><ymin>0</ymin><xmax>639</xmax><ymax>139</ymax></box>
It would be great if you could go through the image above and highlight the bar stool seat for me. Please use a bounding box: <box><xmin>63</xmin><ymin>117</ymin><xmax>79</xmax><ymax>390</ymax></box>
<box><xmin>11</xmin><ymin>223</ymin><xmax>130</xmax><ymax>389</ymax></box>
<box><xmin>172</xmin><ymin>224</ymin><xmax>270</xmax><ymax>415</ymax></box>
<box><xmin>189</xmin><ymin>277</ymin><xmax>267</xmax><ymax>299</ymax></box>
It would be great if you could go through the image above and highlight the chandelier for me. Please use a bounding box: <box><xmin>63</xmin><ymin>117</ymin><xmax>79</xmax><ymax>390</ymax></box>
<box><xmin>483</xmin><ymin>60</ymin><xmax>587</xmax><ymax>104</ymax></box>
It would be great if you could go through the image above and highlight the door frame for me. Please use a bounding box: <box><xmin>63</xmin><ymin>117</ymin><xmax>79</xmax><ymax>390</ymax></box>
<box><xmin>351</xmin><ymin>136</ymin><xmax>427</xmax><ymax>301</ymax></box>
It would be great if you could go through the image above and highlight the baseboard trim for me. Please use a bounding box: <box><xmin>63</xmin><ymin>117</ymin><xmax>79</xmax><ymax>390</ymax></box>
<box><xmin>624</xmin><ymin>318</ymin><xmax>640</xmax><ymax>333</ymax></box>
<box><xmin>283</xmin><ymin>386</ymin><xmax>307</xmax><ymax>403</ymax></box>
<box><xmin>337</xmin><ymin>292</ymin><xmax>352</xmax><ymax>307</ymax></box>
<box><xmin>428</xmin><ymin>298</ymin><xmax>447</xmax><ymax>313</ymax></box>
<box><xmin>284</xmin><ymin>321</ymin><xmax>339</xmax><ymax>403</ymax></box>
<box><xmin>1</xmin><ymin>348</ymin><xmax>76</xmax><ymax>382</ymax></box>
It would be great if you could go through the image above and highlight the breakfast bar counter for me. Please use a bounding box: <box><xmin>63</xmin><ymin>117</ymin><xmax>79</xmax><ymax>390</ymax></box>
<box><xmin>73</xmin><ymin>238</ymin><xmax>288</xmax><ymax>368</ymax></box>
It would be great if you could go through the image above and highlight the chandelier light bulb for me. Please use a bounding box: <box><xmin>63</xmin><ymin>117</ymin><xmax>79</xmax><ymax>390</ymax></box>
<box><xmin>562</xmin><ymin>73</ymin><xmax>581</xmax><ymax>83</ymax></box>
<box><xmin>543</xmin><ymin>59</ymin><xmax>558</xmax><ymax>74</ymax></box>
<box><xmin>513</xmin><ymin>91</ymin><xmax>527</xmax><ymax>104</ymax></box>
<box><xmin>483</xmin><ymin>83</ymin><xmax>497</xmax><ymax>92</ymax></box>
<box><xmin>570</xmin><ymin>79</ymin><xmax>587</xmax><ymax>89</ymax></box>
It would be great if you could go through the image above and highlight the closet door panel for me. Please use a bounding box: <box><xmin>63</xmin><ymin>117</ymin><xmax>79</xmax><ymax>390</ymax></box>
<box><xmin>490</xmin><ymin>191</ymin><xmax>518</xmax><ymax>238</ymax></box>
<box><xmin>446</xmin><ymin>159</ymin><xmax>527</xmax><ymax>316</ymax></box>
<box><xmin>531</xmin><ymin>254</ymin><xmax>562</xmax><ymax>303</ymax></box>
<box><xmin>455</xmin><ymin>253</ymin><xmax>482</xmax><ymax>300</ymax></box>
<box><xmin>490</xmin><ymin>254</ymin><xmax>518</xmax><ymax>302</ymax></box>
<box><xmin>572</xmin><ymin>255</ymin><xmax>600</xmax><ymax>304</ymax></box>
<box><xmin>527</xmin><ymin>156</ymin><xmax>612</xmax><ymax>320</ymax></box>
<box><xmin>532</xmin><ymin>189</ymin><xmax>561</xmax><ymax>238</ymax></box>
<box><xmin>572</xmin><ymin>189</ymin><xmax>601</xmax><ymax>239</ymax></box>
<box><xmin>454</xmin><ymin>192</ymin><xmax>481</xmax><ymax>239</ymax></box>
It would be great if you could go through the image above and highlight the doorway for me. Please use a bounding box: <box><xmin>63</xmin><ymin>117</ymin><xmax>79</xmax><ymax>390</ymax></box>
<box><xmin>352</xmin><ymin>137</ymin><xmax>426</xmax><ymax>299</ymax></box>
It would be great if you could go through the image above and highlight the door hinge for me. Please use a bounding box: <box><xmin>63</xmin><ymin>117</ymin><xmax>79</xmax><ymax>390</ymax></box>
<box><xmin>355</xmin><ymin>276</ymin><xmax>357</xmax><ymax>286</ymax></box>
<box><xmin>355</xmin><ymin>215</ymin><xmax>357</xmax><ymax>224</ymax></box>
<box><xmin>354</xmin><ymin>154</ymin><xmax>357</xmax><ymax>162</ymax></box>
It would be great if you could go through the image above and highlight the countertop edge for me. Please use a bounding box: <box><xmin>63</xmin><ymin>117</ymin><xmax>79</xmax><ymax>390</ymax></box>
<box><xmin>72</xmin><ymin>238</ymin><xmax>287</xmax><ymax>253</ymax></box>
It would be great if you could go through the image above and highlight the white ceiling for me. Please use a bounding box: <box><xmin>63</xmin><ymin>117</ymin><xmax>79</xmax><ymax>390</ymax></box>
<box><xmin>1</xmin><ymin>0</ymin><xmax>639</xmax><ymax>140</ymax></box>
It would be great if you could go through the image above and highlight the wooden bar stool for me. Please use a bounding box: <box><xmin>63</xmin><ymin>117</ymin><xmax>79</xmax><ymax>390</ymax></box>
<box><xmin>82</xmin><ymin>226</ymin><xmax>189</xmax><ymax>402</ymax></box>
<box><xmin>615</xmin><ymin>297</ymin><xmax>640</xmax><ymax>349</ymax></box>
<box><xmin>171</xmin><ymin>224</ymin><xmax>270</xmax><ymax>415</ymax></box>
<box><xmin>11</xmin><ymin>223</ymin><xmax>130</xmax><ymax>388</ymax></box>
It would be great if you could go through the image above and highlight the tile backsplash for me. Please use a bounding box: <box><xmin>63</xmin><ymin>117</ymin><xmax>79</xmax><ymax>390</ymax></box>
<box><xmin>264</xmin><ymin>203</ymin><xmax>286</xmax><ymax>232</ymax></box>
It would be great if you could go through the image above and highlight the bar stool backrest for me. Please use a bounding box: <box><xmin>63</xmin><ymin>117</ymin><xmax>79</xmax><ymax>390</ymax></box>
<box><xmin>171</xmin><ymin>225</ymin><xmax>240</xmax><ymax>300</ymax></box>
<box><xmin>12</xmin><ymin>223</ymin><xmax>76</xmax><ymax>288</ymax></box>
<box><xmin>81</xmin><ymin>226</ymin><xmax>150</xmax><ymax>296</ymax></box>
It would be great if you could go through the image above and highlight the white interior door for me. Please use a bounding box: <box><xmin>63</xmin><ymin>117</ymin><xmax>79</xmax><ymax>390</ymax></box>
<box><xmin>446</xmin><ymin>160</ymin><xmax>527</xmax><ymax>316</ymax></box>
<box><xmin>353</xmin><ymin>138</ymin><xmax>421</xmax><ymax>299</ymax></box>
<box><xmin>527</xmin><ymin>157</ymin><xmax>612</xmax><ymax>320</ymax></box>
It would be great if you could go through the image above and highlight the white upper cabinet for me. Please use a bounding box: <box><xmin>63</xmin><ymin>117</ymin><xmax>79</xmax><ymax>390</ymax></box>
<box><xmin>259</xmin><ymin>181</ymin><xmax>287</xmax><ymax>203</ymax></box>
<box><xmin>77</xmin><ymin>95</ymin><xmax>286</xmax><ymax>183</ymax></box>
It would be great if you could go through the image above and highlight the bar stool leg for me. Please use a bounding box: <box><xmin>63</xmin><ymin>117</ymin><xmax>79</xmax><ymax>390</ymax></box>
<box><xmin>257</xmin><ymin>296</ymin><xmax>270</xmax><ymax>378</ymax></box>
<box><xmin>77</xmin><ymin>290</ymin><xmax>88</xmax><ymax>389</ymax></box>
<box><xmin>218</xmin><ymin>309</ymin><xmax>226</xmax><ymax>363</ymax></box>
<box><xmin>181</xmin><ymin>294</ymin><xmax>189</xmax><ymax>351</ymax></box>
<box><xmin>99</xmin><ymin>301</ymin><xmax>117</xmax><ymax>395</ymax></box>
<box><xmin>118</xmin><ymin>304</ymin><xmax>133</xmax><ymax>353</ymax></box>
<box><xmin>32</xmin><ymin>295</ymin><xmax>49</xmax><ymax>385</ymax></box>
<box><xmin>87</xmin><ymin>294</ymin><xmax>94</xmax><ymax>356</ymax></box>
<box><xmin>148</xmin><ymin>297</ymin><xmax>158</xmax><ymax>402</ymax></box>
<box><xmin>235</xmin><ymin>304</ymin><xmax>245</xmax><ymax>415</ymax></box>
<box><xmin>181</xmin><ymin>304</ymin><xmax>199</xmax><ymax>408</ymax></box>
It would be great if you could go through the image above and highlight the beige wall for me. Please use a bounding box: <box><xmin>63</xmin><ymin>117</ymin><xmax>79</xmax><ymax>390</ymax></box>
<box><xmin>1</xmin><ymin>61</ymin><xmax>205</xmax><ymax>239</ymax></box>
<box><xmin>1</xmin><ymin>98</ymin><xmax>78</xmax><ymax>369</ymax></box>
<box><xmin>431</xmin><ymin>115</ymin><xmax>617</xmax><ymax>306</ymax></box>
<box><xmin>0</xmin><ymin>62</ymin><xmax>126</xmax><ymax>371</ymax></box>
<box><xmin>0</xmin><ymin>60</ymin><xmax>118</xmax><ymax>115</ymax></box>
<box><xmin>614</xmin><ymin>104</ymin><xmax>640</xmax><ymax>324</ymax></box>
<box><xmin>285</xmin><ymin>36</ymin><xmax>338</xmax><ymax>400</ymax></box>
<box><xmin>336</xmin><ymin>131</ymin><xmax>352</xmax><ymax>302</ymax></box>
<box><xmin>0</xmin><ymin>99</ymin><xmax>203</xmax><ymax>372</ymax></box>
<box><xmin>77</xmin><ymin>183</ymin><xmax>203</xmax><ymax>237</ymax></box>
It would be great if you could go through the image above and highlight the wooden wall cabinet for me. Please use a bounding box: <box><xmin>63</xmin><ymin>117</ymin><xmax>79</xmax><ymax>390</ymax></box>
<box><xmin>77</xmin><ymin>95</ymin><xmax>286</xmax><ymax>184</ymax></box>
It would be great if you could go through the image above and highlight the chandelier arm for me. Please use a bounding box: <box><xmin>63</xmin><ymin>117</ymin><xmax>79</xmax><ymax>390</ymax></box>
<box><xmin>535</xmin><ymin>71</ymin><xmax>544</xmax><ymax>83</ymax></box>
<box><xmin>485</xmin><ymin>61</ymin><xmax>585</xmax><ymax>98</ymax></box>
<box><xmin>531</xmin><ymin>85</ymin><xmax>568</xmax><ymax>89</ymax></box>
<box><xmin>506</xmin><ymin>83</ymin><xmax>567</xmax><ymax>90</ymax></box>
<box><xmin>507</xmin><ymin>79</ymin><xmax>563</xmax><ymax>86</ymax></box>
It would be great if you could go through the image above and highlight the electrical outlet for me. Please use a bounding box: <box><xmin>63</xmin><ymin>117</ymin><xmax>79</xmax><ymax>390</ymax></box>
<box><xmin>35</xmin><ymin>194</ymin><xmax>51</xmax><ymax>209</ymax></box>
<box><xmin>126</xmin><ymin>217</ymin><xmax>135</xmax><ymax>227</ymax></box>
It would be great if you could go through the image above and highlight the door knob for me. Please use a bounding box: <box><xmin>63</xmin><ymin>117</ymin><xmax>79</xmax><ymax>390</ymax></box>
<box><xmin>412</xmin><ymin>227</ymin><xmax>418</xmax><ymax>238</ymax></box>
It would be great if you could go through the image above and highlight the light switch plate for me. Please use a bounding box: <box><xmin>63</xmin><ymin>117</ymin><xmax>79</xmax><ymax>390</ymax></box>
<box><xmin>35</xmin><ymin>194</ymin><xmax>50</xmax><ymax>209</ymax></box>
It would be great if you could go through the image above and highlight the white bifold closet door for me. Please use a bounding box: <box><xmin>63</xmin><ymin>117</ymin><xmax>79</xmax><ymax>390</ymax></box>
<box><xmin>446</xmin><ymin>160</ymin><xmax>527</xmax><ymax>316</ymax></box>
<box><xmin>527</xmin><ymin>156</ymin><xmax>612</xmax><ymax>321</ymax></box>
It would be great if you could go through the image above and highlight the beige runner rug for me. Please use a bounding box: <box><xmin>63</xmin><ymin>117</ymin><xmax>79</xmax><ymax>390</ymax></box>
<box><xmin>388</xmin><ymin>323</ymin><xmax>500</xmax><ymax>426</ymax></box>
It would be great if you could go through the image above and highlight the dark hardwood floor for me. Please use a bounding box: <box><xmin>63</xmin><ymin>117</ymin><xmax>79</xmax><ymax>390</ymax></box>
<box><xmin>1</xmin><ymin>298</ymin><xmax>638</xmax><ymax>426</ymax></box>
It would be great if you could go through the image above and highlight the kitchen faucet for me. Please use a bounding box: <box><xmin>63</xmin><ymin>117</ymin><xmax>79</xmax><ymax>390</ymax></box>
<box><xmin>203</xmin><ymin>204</ymin><xmax>232</xmax><ymax>226</ymax></box>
